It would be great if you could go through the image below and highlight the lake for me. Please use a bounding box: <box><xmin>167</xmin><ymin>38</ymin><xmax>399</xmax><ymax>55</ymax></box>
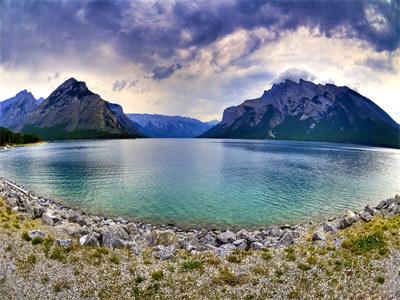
<box><xmin>1</xmin><ymin>139</ymin><xmax>399</xmax><ymax>229</ymax></box>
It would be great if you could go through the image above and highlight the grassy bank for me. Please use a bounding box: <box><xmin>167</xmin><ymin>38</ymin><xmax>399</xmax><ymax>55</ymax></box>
<box><xmin>0</xmin><ymin>197</ymin><xmax>399</xmax><ymax>300</ymax></box>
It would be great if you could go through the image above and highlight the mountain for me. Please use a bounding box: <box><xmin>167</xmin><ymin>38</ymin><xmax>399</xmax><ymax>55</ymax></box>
<box><xmin>128</xmin><ymin>113</ymin><xmax>218</xmax><ymax>138</ymax></box>
<box><xmin>18</xmin><ymin>78</ymin><xmax>143</xmax><ymax>140</ymax></box>
<box><xmin>201</xmin><ymin>79</ymin><xmax>400</xmax><ymax>148</ymax></box>
<box><xmin>0</xmin><ymin>90</ymin><xmax>39</xmax><ymax>130</ymax></box>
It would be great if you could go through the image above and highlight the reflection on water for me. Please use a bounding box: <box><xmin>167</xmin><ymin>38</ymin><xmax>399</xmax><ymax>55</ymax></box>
<box><xmin>1</xmin><ymin>139</ymin><xmax>399</xmax><ymax>228</ymax></box>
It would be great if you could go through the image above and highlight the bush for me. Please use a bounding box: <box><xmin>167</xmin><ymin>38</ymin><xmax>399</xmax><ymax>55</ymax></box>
<box><xmin>31</xmin><ymin>236</ymin><xmax>43</xmax><ymax>245</ymax></box>
<box><xmin>151</xmin><ymin>270</ymin><xmax>164</xmax><ymax>281</ymax></box>
<box><xmin>181</xmin><ymin>259</ymin><xmax>204</xmax><ymax>271</ymax></box>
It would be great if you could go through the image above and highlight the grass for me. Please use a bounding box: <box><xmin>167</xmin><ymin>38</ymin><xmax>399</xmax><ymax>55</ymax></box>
<box><xmin>31</xmin><ymin>236</ymin><xmax>43</xmax><ymax>245</ymax></box>
<box><xmin>151</xmin><ymin>270</ymin><xmax>164</xmax><ymax>281</ymax></box>
<box><xmin>181</xmin><ymin>259</ymin><xmax>204</xmax><ymax>272</ymax></box>
<box><xmin>342</xmin><ymin>233</ymin><xmax>387</xmax><ymax>255</ymax></box>
<box><xmin>213</xmin><ymin>267</ymin><xmax>249</xmax><ymax>286</ymax></box>
<box><xmin>22</xmin><ymin>231</ymin><xmax>31</xmax><ymax>241</ymax></box>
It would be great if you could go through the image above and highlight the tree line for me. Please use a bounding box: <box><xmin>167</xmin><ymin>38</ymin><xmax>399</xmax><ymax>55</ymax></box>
<box><xmin>0</xmin><ymin>127</ymin><xmax>41</xmax><ymax>146</ymax></box>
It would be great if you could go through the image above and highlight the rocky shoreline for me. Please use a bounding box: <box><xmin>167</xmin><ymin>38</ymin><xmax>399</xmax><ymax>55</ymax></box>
<box><xmin>1</xmin><ymin>177</ymin><xmax>399</xmax><ymax>260</ymax></box>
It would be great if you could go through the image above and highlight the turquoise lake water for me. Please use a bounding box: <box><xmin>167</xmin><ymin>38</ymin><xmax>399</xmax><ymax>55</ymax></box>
<box><xmin>1</xmin><ymin>139</ymin><xmax>399</xmax><ymax>229</ymax></box>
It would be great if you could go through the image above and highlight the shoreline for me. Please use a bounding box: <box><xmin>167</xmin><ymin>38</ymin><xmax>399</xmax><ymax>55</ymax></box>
<box><xmin>1</xmin><ymin>176</ymin><xmax>399</xmax><ymax>257</ymax></box>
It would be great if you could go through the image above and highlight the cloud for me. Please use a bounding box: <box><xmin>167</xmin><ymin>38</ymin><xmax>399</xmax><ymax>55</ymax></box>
<box><xmin>1</xmin><ymin>0</ymin><xmax>399</xmax><ymax>73</ymax></box>
<box><xmin>129</xmin><ymin>80</ymin><xmax>139</xmax><ymax>87</ymax></box>
<box><xmin>152</xmin><ymin>64</ymin><xmax>181</xmax><ymax>80</ymax></box>
<box><xmin>112</xmin><ymin>80</ymin><xmax>126</xmax><ymax>91</ymax></box>
<box><xmin>273</xmin><ymin>69</ymin><xmax>317</xmax><ymax>84</ymax></box>
<box><xmin>358</xmin><ymin>55</ymin><xmax>396</xmax><ymax>73</ymax></box>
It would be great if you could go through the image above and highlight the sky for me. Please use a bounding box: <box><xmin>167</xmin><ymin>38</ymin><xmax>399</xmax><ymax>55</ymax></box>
<box><xmin>1</xmin><ymin>0</ymin><xmax>399</xmax><ymax>122</ymax></box>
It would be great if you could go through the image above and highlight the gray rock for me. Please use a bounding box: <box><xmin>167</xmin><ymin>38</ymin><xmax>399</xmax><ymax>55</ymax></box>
<box><xmin>333</xmin><ymin>237</ymin><xmax>344</xmax><ymax>249</ymax></box>
<box><xmin>233</xmin><ymin>239</ymin><xmax>247</xmax><ymax>250</ymax></box>
<box><xmin>267</xmin><ymin>226</ymin><xmax>282</xmax><ymax>237</ymax></box>
<box><xmin>322</xmin><ymin>222</ymin><xmax>337</xmax><ymax>232</ymax></box>
<box><xmin>312</xmin><ymin>230</ymin><xmax>325</xmax><ymax>242</ymax></box>
<box><xmin>42</xmin><ymin>212</ymin><xmax>60</xmax><ymax>226</ymax></box>
<box><xmin>360</xmin><ymin>211</ymin><xmax>373</xmax><ymax>222</ymax></box>
<box><xmin>338</xmin><ymin>216</ymin><xmax>357</xmax><ymax>229</ymax></box>
<box><xmin>250</xmin><ymin>241</ymin><xmax>263</xmax><ymax>249</ymax></box>
<box><xmin>376</xmin><ymin>199</ymin><xmax>387</xmax><ymax>210</ymax></box>
<box><xmin>216</xmin><ymin>231</ymin><xmax>236</xmax><ymax>244</ymax></box>
<box><xmin>200</xmin><ymin>233</ymin><xmax>217</xmax><ymax>246</ymax></box>
<box><xmin>56</xmin><ymin>239</ymin><xmax>73</xmax><ymax>248</ymax></box>
<box><xmin>67</xmin><ymin>213</ymin><xmax>87</xmax><ymax>226</ymax></box>
<box><xmin>278</xmin><ymin>232</ymin><xmax>294</xmax><ymax>246</ymax></box>
<box><xmin>215</xmin><ymin>243</ymin><xmax>236</xmax><ymax>258</ymax></box>
<box><xmin>28</xmin><ymin>230</ymin><xmax>45</xmax><ymax>240</ymax></box>
<box><xmin>115</xmin><ymin>217</ymin><xmax>129</xmax><ymax>225</ymax></box>
<box><xmin>364</xmin><ymin>205</ymin><xmax>375</xmax><ymax>216</ymax></box>
<box><xmin>236</xmin><ymin>230</ymin><xmax>256</xmax><ymax>242</ymax></box>
<box><xmin>56</xmin><ymin>223</ymin><xmax>89</xmax><ymax>238</ymax></box>
<box><xmin>80</xmin><ymin>233</ymin><xmax>100</xmax><ymax>247</ymax></box>
<box><xmin>101</xmin><ymin>225</ymin><xmax>129</xmax><ymax>249</ymax></box>
<box><xmin>153</xmin><ymin>245</ymin><xmax>176</xmax><ymax>260</ymax></box>
<box><xmin>150</xmin><ymin>230</ymin><xmax>178</xmax><ymax>246</ymax></box>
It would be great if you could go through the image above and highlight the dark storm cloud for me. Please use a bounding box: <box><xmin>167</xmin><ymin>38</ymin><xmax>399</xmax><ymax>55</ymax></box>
<box><xmin>1</xmin><ymin>0</ymin><xmax>399</xmax><ymax>77</ymax></box>
<box><xmin>152</xmin><ymin>64</ymin><xmax>181</xmax><ymax>80</ymax></box>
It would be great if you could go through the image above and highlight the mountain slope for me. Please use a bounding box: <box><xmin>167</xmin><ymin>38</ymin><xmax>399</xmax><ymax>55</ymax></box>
<box><xmin>19</xmin><ymin>78</ymin><xmax>143</xmax><ymax>140</ymax></box>
<box><xmin>201</xmin><ymin>79</ymin><xmax>399</xmax><ymax>148</ymax></box>
<box><xmin>128</xmin><ymin>113</ymin><xmax>217</xmax><ymax>138</ymax></box>
<box><xmin>0</xmin><ymin>90</ymin><xmax>39</xmax><ymax>130</ymax></box>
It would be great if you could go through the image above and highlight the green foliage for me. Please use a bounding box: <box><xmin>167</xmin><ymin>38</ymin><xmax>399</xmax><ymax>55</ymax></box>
<box><xmin>343</xmin><ymin>233</ymin><xmax>387</xmax><ymax>255</ymax></box>
<box><xmin>151</xmin><ymin>270</ymin><xmax>164</xmax><ymax>281</ymax></box>
<box><xmin>22</xmin><ymin>231</ymin><xmax>31</xmax><ymax>242</ymax></box>
<box><xmin>181</xmin><ymin>259</ymin><xmax>204</xmax><ymax>271</ymax></box>
<box><xmin>213</xmin><ymin>267</ymin><xmax>248</xmax><ymax>286</ymax></box>
<box><xmin>31</xmin><ymin>236</ymin><xmax>43</xmax><ymax>245</ymax></box>
<box><xmin>0</xmin><ymin>127</ymin><xmax>41</xmax><ymax>146</ymax></box>
<box><xmin>376</xmin><ymin>276</ymin><xmax>385</xmax><ymax>284</ymax></box>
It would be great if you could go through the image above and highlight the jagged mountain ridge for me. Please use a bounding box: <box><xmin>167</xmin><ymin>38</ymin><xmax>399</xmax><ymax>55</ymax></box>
<box><xmin>0</xmin><ymin>90</ymin><xmax>39</xmax><ymax>130</ymax></box>
<box><xmin>128</xmin><ymin>113</ymin><xmax>217</xmax><ymax>137</ymax></box>
<box><xmin>17</xmin><ymin>78</ymin><xmax>143</xmax><ymax>140</ymax></box>
<box><xmin>201</xmin><ymin>79</ymin><xmax>399</xmax><ymax>148</ymax></box>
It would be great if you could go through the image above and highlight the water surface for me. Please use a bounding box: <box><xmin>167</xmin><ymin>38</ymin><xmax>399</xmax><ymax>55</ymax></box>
<box><xmin>1</xmin><ymin>139</ymin><xmax>399</xmax><ymax>228</ymax></box>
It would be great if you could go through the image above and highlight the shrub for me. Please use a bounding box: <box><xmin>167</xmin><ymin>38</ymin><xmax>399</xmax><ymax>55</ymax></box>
<box><xmin>213</xmin><ymin>267</ymin><xmax>248</xmax><ymax>286</ymax></box>
<box><xmin>151</xmin><ymin>270</ymin><xmax>164</xmax><ymax>281</ymax></box>
<box><xmin>181</xmin><ymin>259</ymin><xmax>204</xmax><ymax>271</ymax></box>
<box><xmin>31</xmin><ymin>236</ymin><xmax>43</xmax><ymax>245</ymax></box>
<box><xmin>22</xmin><ymin>231</ymin><xmax>31</xmax><ymax>242</ymax></box>
<box><xmin>343</xmin><ymin>233</ymin><xmax>387</xmax><ymax>255</ymax></box>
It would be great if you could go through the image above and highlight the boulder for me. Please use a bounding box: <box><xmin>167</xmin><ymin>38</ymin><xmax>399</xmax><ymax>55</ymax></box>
<box><xmin>338</xmin><ymin>216</ymin><xmax>357</xmax><ymax>229</ymax></box>
<box><xmin>199</xmin><ymin>233</ymin><xmax>217</xmax><ymax>246</ymax></box>
<box><xmin>236</xmin><ymin>230</ymin><xmax>256</xmax><ymax>243</ymax></box>
<box><xmin>312</xmin><ymin>230</ymin><xmax>325</xmax><ymax>242</ymax></box>
<box><xmin>80</xmin><ymin>233</ymin><xmax>100</xmax><ymax>247</ymax></box>
<box><xmin>56</xmin><ymin>239</ymin><xmax>73</xmax><ymax>248</ymax></box>
<box><xmin>364</xmin><ymin>205</ymin><xmax>375</xmax><ymax>216</ymax></box>
<box><xmin>249</xmin><ymin>241</ymin><xmax>263</xmax><ymax>250</ymax></box>
<box><xmin>360</xmin><ymin>211</ymin><xmax>373</xmax><ymax>222</ymax></box>
<box><xmin>42</xmin><ymin>212</ymin><xmax>60</xmax><ymax>226</ymax></box>
<box><xmin>215</xmin><ymin>243</ymin><xmax>236</xmax><ymax>258</ymax></box>
<box><xmin>55</xmin><ymin>223</ymin><xmax>89</xmax><ymax>238</ymax></box>
<box><xmin>233</xmin><ymin>239</ymin><xmax>247</xmax><ymax>250</ymax></box>
<box><xmin>28</xmin><ymin>230</ymin><xmax>45</xmax><ymax>240</ymax></box>
<box><xmin>278</xmin><ymin>232</ymin><xmax>294</xmax><ymax>246</ymax></box>
<box><xmin>101</xmin><ymin>225</ymin><xmax>129</xmax><ymax>249</ymax></box>
<box><xmin>376</xmin><ymin>199</ymin><xmax>387</xmax><ymax>210</ymax></box>
<box><xmin>153</xmin><ymin>245</ymin><xmax>176</xmax><ymax>260</ymax></box>
<box><xmin>267</xmin><ymin>226</ymin><xmax>282</xmax><ymax>237</ymax></box>
<box><xmin>150</xmin><ymin>230</ymin><xmax>178</xmax><ymax>246</ymax></box>
<box><xmin>322</xmin><ymin>222</ymin><xmax>337</xmax><ymax>233</ymax></box>
<box><xmin>216</xmin><ymin>231</ymin><xmax>236</xmax><ymax>244</ymax></box>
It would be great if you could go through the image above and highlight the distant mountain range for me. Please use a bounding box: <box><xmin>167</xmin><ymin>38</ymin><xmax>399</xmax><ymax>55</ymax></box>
<box><xmin>0</xmin><ymin>77</ymin><xmax>398</xmax><ymax>147</ymax></box>
<box><xmin>128</xmin><ymin>113</ymin><xmax>217</xmax><ymax>138</ymax></box>
<box><xmin>1</xmin><ymin>78</ymin><xmax>143</xmax><ymax>140</ymax></box>
<box><xmin>201</xmin><ymin>79</ymin><xmax>399</xmax><ymax>148</ymax></box>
